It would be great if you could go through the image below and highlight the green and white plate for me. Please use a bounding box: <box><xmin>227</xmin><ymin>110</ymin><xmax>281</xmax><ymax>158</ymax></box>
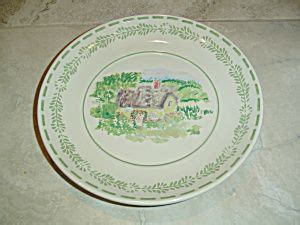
<box><xmin>35</xmin><ymin>15</ymin><xmax>263</xmax><ymax>206</ymax></box>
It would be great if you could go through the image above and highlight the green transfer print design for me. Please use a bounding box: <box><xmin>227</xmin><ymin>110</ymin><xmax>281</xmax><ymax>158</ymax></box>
<box><xmin>48</xmin><ymin>20</ymin><xmax>253</xmax><ymax>194</ymax></box>
<box><xmin>89</xmin><ymin>72</ymin><xmax>212</xmax><ymax>143</ymax></box>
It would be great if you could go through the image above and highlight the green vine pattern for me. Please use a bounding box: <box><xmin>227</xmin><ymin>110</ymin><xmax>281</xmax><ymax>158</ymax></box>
<box><xmin>48</xmin><ymin>22</ymin><xmax>252</xmax><ymax>193</ymax></box>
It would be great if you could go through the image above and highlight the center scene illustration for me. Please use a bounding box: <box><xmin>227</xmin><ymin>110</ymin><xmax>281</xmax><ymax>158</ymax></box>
<box><xmin>89</xmin><ymin>71</ymin><xmax>213</xmax><ymax>143</ymax></box>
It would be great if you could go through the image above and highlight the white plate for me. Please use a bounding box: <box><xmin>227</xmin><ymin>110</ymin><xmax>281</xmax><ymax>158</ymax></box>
<box><xmin>35</xmin><ymin>15</ymin><xmax>263</xmax><ymax>206</ymax></box>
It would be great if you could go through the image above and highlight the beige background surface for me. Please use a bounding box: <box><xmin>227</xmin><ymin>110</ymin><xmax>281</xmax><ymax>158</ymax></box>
<box><xmin>0</xmin><ymin>0</ymin><xmax>299</xmax><ymax>224</ymax></box>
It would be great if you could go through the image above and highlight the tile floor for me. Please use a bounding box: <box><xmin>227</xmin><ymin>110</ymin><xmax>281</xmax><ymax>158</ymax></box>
<box><xmin>0</xmin><ymin>1</ymin><xmax>299</xmax><ymax>224</ymax></box>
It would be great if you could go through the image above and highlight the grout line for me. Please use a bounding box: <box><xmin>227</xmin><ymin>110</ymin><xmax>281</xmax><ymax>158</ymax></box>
<box><xmin>195</xmin><ymin>18</ymin><xmax>300</xmax><ymax>22</ymax></box>
<box><xmin>2</xmin><ymin>18</ymin><xmax>300</xmax><ymax>28</ymax></box>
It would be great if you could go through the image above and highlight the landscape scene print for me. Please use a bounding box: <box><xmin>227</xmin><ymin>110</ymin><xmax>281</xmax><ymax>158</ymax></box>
<box><xmin>89</xmin><ymin>72</ymin><xmax>213</xmax><ymax>143</ymax></box>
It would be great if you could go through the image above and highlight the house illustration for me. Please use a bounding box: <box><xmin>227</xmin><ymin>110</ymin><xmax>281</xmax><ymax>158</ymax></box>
<box><xmin>117</xmin><ymin>80</ymin><xmax>178</xmax><ymax>121</ymax></box>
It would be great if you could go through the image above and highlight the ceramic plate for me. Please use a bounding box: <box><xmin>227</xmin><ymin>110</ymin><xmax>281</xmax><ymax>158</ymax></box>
<box><xmin>34</xmin><ymin>15</ymin><xmax>263</xmax><ymax>206</ymax></box>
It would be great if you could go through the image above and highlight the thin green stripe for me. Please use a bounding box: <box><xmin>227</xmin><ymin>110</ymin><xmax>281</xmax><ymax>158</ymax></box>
<box><xmin>160</xmin><ymin>195</ymin><xmax>176</xmax><ymax>199</ymax></box>
<box><xmin>61</xmin><ymin>50</ymin><xmax>70</xmax><ymax>59</ymax></box>
<box><xmin>46</xmin><ymin>73</ymin><xmax>53</xmax><ymax>83</ymax></box>
<box><xmin>196</xmin><ymin>24</ymin><xmax>206</xmax><ymax>30</ymax></box>
<box><xmin>95</xmin><ymin>26</ymin><xmax>105</xmax><ymax>32</ymax></box>
<box><xmin>180</xmin><ymin>189</ymin><xmax>195</xmax><ymax>195</ymax></box>
<box><xmin>230</xmin><ymin>157</ymin><xmax>240</xmax><ymax>167</ymax></box>
<box><xmin>49</xmin><ymin>144</ymin><xmax>57</xmax><ymax>155</ymax></box>
<box><xmin>257</xmin><ymin>98</ymin><xmax>261</xmax><ymax>111</ymax></box>
<box><xmin>167</xmin><ymin>16</ymin><xmax>178</xmax><ymax>20</ymax></box>
<box><xmin>222</xmin><ymin>38</ymin><xmax>231</xmax><ymax>46</ymax></box>
<box><xmin>85</xmin><ymin>181</ymin><xmax>98</xmax><ymax>188</ymax></box>
<box><xmin>59</xmin><ymin>158</ymin><xmax>68</xmax><ymax>168</ymax></box>
<box><xmin>41</xmin><ymin>114</ymin><xmax>45</xmax><ymax>126</ymax></box>
<box><xmin>255</xmin><ymin>114</ymin><xmax>260</xmax><ymax>126</ymax></box>
<box><xmin>44</xmin><ymin>129</ymin><xmax>50</xmax><ymax>141</ymax></box>
<box><xmin>199</xmin><ymin>181</ymin><xmax>212</xmax><ymax>189</ymax></box>
<box><xmin>216</xmin><ymin>170</ymin><xmax>228</xmax><ymax>180</ymax></box>
<box><xmin>41</xmin><ymin>100</ymin><xmax>44</xmax><ymax>111</ymax></box>
<box><xmin>83</xmin><ymin>33</ymin><xmax>93</xmax><ymax>40</ymax></box>
<box><xmin>121</xmin><ymin>195</ymin><xmax>136</xmax><ymax>199</ymax></box>
<box><xmin>209</xmin><ymin>30</ymin><xmax>219</xmax><ymax>37</ymax></box>
<box><xmin>137</xmin><ymin>16</ymin><xmax>149</xmax><ymax>20</ymax></box>
<box><xmin>152</xmin><ymin>16</ymin><xmax>164</xmax><ymax>19</ymax></box>
<box><xmin>140</xmin><ymin>197</ymin><xmax>156</xmax><ymax>200</ymax></box>
<box><xmin>102</xmin><ymin>189</ymin><xmax>116</xmax><ymax>195</ymax></box>
<box><xmin>182</xmin><ymin>20</ymin><xmax>193</xmax><ymax>24</ymax></box>
<box><xmin>71</xmin><ymin>170</ymin><xmax>82</xmax><ymax>179</ymax></box>
<box><xmin>242</xmin><ymin>144</ymin><xmax>250</xmax><ymax>155</ymax></box>
<box><xmin>109</xmin><ymin>21</ymin><xmax>119</xmax><ymax>26</ymax></box>
<box><xmin>233</xmin><ymin>47</ymin><xmax>241</xmax><ymax>56</ymax></box>
<box><xmin>242</xmin><ymin>58</ymin><xmax>249</xmax><ymax>68</ymax></box>
<box><xmin>255</xmin><ymin>84</ymin><xmax>259</xmax><ymax>95</ymax></box>
<box><xmin>42</xmin><ymin>86</ymin><xmax>47</xmax><ymax>97</ymax></box>
<box><xmin>250</xmin><ymin>129</ymin><xmax>256</xmax><ymax>140</ymax></box>
<box><xmin>123</xmin><ymin>18</ymin><xmax>134</xmax><ymax>22</ymax></box>
<box><xmin>71</xmin><ymin>41</ymin><xmax>80</xmax><ymax>49</ymax></box>
<box><xmin>250</xmin><ymin>70</ymin><xmax>255</xmax><ymax>81</ymax></box>
<box><xmin>53</xmin><ymin>61</ymin><xmax>60</xmax><ymax>70</ymax></box>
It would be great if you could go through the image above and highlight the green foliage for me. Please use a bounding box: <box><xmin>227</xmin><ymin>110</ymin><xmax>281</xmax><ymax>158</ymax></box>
<box><xmin>161</xmin><ymin>79</ymin><xmax>186</xmax><ymax>85</ymax></box>
<box><xmin>187</xmin><ymin>125</ymin><xmax>201</xmax><ymax>135</ymax></box>
<box><xmin>161</xmin><ymin>79</ymin><xmax>207</xmax><ymax>102</ymax></box>
<box><xmin>177</xmin><ymin>80</ymin><xmax>202</xmax><ymax>91</ymax></box>
<box><xmin>178</xmin><ymin>89</ymin><xmax>208</xmax><ymax>102</ymax></box>
<box><xmin>90</xmin><ymin>72</ymin><xmax>141</xmax><ymax>103</ymax></box>
<box><xmin>97</xmin><ymin>113</ymin><xmax>135</xmax><ymax>136</ymax></box>
<box><xmin>200</xmin><ymin>36</ymin><xmax>232</xmax><ymax>66</ymax></box>
<box><xmin>144</xmin><ymin>120</ymin><xmax>163</xmax><ymax>129</ymax></box>
<box><xmin>179</xmin><ymin>106</ymin><xmax>201</xmax><ymax>120</ymax></box>
<box><xmin>90</xmin><ymin>106</ymin><xmax>102</xmax><ymax>118</ymax></box>
<box><xmin>58</xmin><ymin>57</ymin><xmax>81</xmax><ymax>84</ymax></box>
<box><xmin>167</xmin><ymin>25</ymin><xmax>200</xmax><ymax>41</ymax></box>
<box><xmin>131</xmin><ymin>110</ymin><xmax>148</xmax><ymax>124</ymax></box>
<box><xmin>140</xmin><ymin>79</ymin><xmax>153</xmax><ymax>83</ymax></box>
<box><xmin>101</xmin><ymin>103</ymin><xmax>117</xmax><ymax>119</ymax></box>
<box><xmin>203</xmin><ymin>109</ymin><xmax>213</xmax><ymax>115</ymax></box>
<box><xmin>229</xmin><ymin>65</ymin><xmax>250</xmax><ymax>105</ymax></box>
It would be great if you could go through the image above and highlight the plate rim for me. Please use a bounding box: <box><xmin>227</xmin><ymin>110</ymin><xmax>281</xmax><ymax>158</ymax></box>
<box><xmin>33</xmin><ymin>14</ymin><xmax>263</xmax><ymax>206</ymax></box>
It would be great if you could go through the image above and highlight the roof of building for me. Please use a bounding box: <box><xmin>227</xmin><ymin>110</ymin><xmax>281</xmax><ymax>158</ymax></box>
<box><xmin>117</xmin><ymin>85</ymin><xmax>178</xmax><ymax>109</ymax></box>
